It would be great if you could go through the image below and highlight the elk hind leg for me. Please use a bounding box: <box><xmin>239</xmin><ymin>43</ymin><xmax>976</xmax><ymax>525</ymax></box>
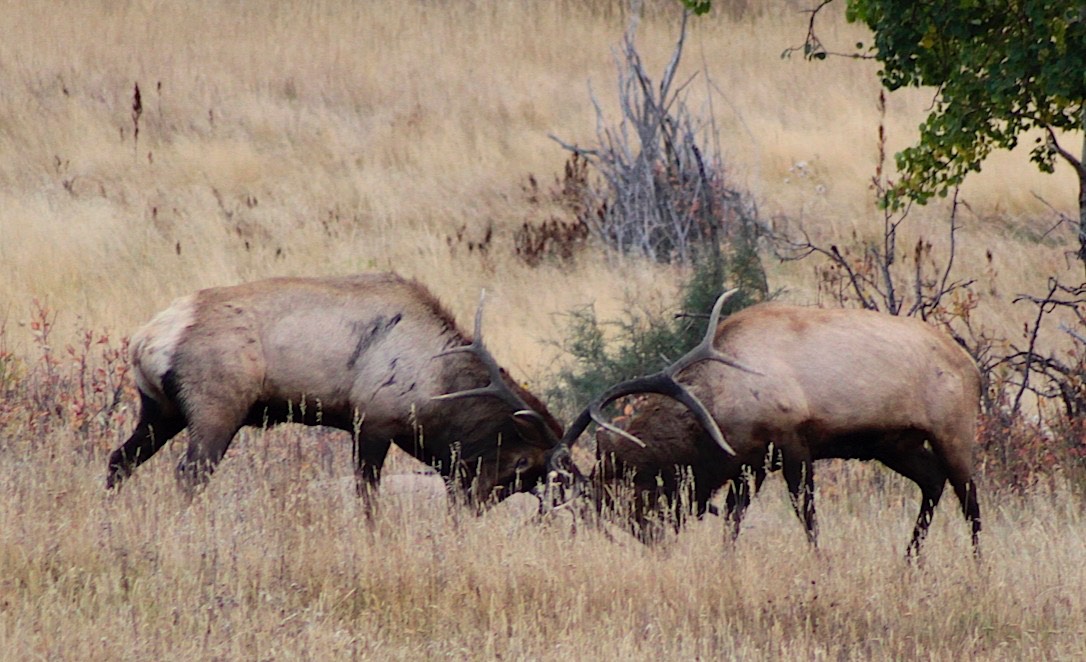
<box><xmin>107</xmin><ymin>393</ymin><xmax>186</xmax><ymax>489</ymax></box>
<box><xmin>876</xmin><ymin>438</ymin><xmax>947</xmax><ymax>557</ymax></box>
<box><xmin>950</xmin><ymin>474</ymin><xmax>981</xmax><ymax>557</ymax></box>
<box><xmin>175</xmin><ymin>407</ymin><xmax>246</xmax><ymax>496</ymax></box>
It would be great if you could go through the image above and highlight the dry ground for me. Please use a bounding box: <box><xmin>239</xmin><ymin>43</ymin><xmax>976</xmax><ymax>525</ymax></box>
<box><xmin>1</xmin><ymin>1</ymin><xmax>1084</xmax><ymax>659</ymax></box>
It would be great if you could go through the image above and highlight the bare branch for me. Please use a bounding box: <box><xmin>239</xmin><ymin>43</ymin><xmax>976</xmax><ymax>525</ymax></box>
<box><xmin>830</xmin><ymin>245</ymin><xmax>879</xmax><ymax>310</ymax></box>
<box><xmin>1007</xmin><ymin>278</ymin><xmax>1086</xmax><ymax>419</ymax></box>
<box><xmin>781</xmin><ymin>0</ymin><xmax>875</xmax><ymax>61</ymax></box>
<box><xmin>1059</xmin><ymin>322</ymin><xmax>1086</xmax><ymax>346</ymax></box>
<box><xmin>1045</xmin><ymin>125</ymin><xmax>1086</xmax><ymax>177</ymax></box>
<box><xmin>1032</xmin><ymin>191</ymin><xmax>1077</xmax><ymax>240</ymax></box>
<box><xmin>549</xmin><ymin>8</ymin><xmax>757</xmax><ymax>265</ymax></box>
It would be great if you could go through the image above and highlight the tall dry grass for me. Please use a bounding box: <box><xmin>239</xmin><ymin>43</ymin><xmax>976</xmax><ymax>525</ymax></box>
<box><xmin>2</xmin><ymin>410</ymin><xmax>1085</xmax><ymax>660</ymax></box>
<box><xmin>1</xmin><ymin>1</ymin><xmax>1084</xmax><ymax>658</ymax></box>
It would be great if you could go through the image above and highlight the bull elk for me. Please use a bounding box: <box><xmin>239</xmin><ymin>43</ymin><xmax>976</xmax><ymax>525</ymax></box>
<box><xmin>548</xmin><ymin>291</ymin><xmax>982</xmax><ymax>556</ymax></box>
<box><xmin>106</xmin><ymin>273</ymin><xmax>565</xmax><ymax>511</ymax></box>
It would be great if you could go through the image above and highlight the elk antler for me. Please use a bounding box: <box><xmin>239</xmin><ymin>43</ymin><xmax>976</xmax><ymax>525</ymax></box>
<box><xmin>432</xmin><ymin>290</ymin><xmax>535</xmax><ymax>415</ymax></box>
<box><xmin>554</xmin><ymin>289</ymin><xmax>756</xmax><ymax>460</ymax></box>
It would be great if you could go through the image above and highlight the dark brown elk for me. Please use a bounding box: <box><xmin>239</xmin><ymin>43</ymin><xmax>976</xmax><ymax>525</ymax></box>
<box><xmin>548</xmin><ymin>291</ymin><xmax>982</xmax><ymax>556</ymax></box>
<box><xmin>106</xmin><ymin>272</ymin><xmax>565</xmax><ymax>512</ymax></box>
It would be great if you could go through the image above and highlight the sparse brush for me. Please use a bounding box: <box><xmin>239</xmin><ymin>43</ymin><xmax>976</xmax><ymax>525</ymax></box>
<box><xmin>6</xmin><ymin>301</ymin><xmax>136</xmax><ymax>454</ymax></box>
<box><xmin>513</xmin><ymin>155</ymin><xmax>593</xmax><ymax>267</ymax></box>
<box><xmin>551</xmin><ymin>11</ymin><xmax>762</xmax><ymax>267</ymax></box>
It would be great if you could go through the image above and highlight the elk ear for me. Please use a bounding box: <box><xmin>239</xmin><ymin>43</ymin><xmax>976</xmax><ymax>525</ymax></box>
<box><xmin>511</xmin><ymin>410</ymin><xmax>554</xmax><ymax>448</ymax></box>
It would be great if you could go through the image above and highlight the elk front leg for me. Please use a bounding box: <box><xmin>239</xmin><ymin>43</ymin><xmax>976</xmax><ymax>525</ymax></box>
<box><xmin>353</xmin><ymin>436</ymin><xmax>392</xmax><ymax>521</ymax></box>
<box><xmin>783</xmin><ymin>455</ymin><xmax>817</xmax><ymax>546</ymax></box>
<box><xmin>723</xmin><ymin>466</ymin><xmax>766</xmax><ymax>542</ymax></box>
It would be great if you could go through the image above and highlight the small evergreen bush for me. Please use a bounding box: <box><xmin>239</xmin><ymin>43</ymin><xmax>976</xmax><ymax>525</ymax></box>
<box><xmin>547</xmin><ymin>245</ymin><xmax>768</xmax><ymax>418</ymax></box>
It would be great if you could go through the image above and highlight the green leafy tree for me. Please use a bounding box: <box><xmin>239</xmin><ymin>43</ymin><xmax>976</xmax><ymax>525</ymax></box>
<box><xmin>684</xmin><ymin>0</ymin><xmax>1086</xmax><ymax>268</ymax></box>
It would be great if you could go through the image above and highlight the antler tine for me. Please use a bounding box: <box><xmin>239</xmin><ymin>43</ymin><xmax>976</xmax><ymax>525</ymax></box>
<box><xmin>666</xmin><ymin>289</ymin><xmax>758</xmax><ymax>378</ymax></box>
<box><xmin>589</xmin><ymin>399</ymin><xmax>648</xmax><ymax>447</ymax></box>
<box><xmin>587</xmin><ymin>373</ymin><xmax>735</xmax><ymax>455</ymax></box>
<box><xmin>553</xmin><ymin>290</ymin><xmax>753</xmax><ymax>459</ymax></box>
<box><xmin>432</xmin><ymin>290</ymin><xmax>531</xmax><ymax>412</ymax></box>
<box><xmin>434</xmin><ymin>289</ymin><xmax>488</xmax><ymax>360</ymax></box>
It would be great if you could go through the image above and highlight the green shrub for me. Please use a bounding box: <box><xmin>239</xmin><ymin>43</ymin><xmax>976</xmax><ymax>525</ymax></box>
<box><xmin>547</xmin><ymin>243</ymin><xmax>768</xmax><ymax>418</ymax></box>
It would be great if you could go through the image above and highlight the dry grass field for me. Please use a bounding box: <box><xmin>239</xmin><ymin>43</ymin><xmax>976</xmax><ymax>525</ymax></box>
<box><xmin>2</xmin><ymin>422</ymin><xmax>1085</xmax><ymax>660</ymax></box>
<box><xmin>1</xmin><ymin>1</ymin><xmax>1085</xmax><ymax>659</ymax></box>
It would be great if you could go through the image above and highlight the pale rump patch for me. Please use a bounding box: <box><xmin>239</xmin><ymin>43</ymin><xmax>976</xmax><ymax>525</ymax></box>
<box><xmin>130</xmin><ymin>294</ymin><xmax>196</xmax><ymax>405</ymax></box>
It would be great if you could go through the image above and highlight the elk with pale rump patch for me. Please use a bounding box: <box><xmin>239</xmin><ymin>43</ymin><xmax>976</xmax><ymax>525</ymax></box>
<box><xmin>106</xmin><ymin>273</ymin><xmax>565</xmax><ymax>511</ymax></box>
<box><xmin>548</xmin><ymin>291</ymin><xmax>982</xmax><ymax>556</ymax></box>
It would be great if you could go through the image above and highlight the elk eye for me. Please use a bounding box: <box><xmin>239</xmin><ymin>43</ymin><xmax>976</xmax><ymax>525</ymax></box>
<box><xmin>515</xmin><ymin>457</ymin><xmax>530</xmax><ymax>473</ymax></box>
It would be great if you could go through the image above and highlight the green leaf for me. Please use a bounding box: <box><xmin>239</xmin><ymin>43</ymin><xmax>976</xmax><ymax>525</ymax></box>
<box><xmin>679</xmin><ymin>0</ymin><xmax>713</xmax><ymax>15</ymax></box>
<box><xmin>839</xmin><ymin>0</ymin><xmax>1086</xmax><ymax>206</ymax></box>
